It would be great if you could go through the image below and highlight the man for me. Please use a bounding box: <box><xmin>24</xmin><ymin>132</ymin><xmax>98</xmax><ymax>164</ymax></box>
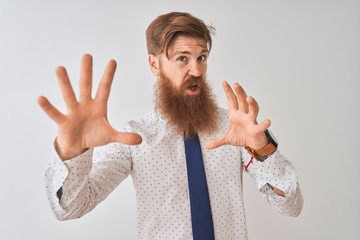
<box><xmin>39</xmin><ymin>12</ymin><xmax>303</xmax><ymax>239</ymax></box>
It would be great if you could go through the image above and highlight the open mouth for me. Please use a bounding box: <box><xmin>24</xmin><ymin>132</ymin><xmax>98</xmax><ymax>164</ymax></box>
<box><xmin>189</xmin><ymin>84</ymin><xmax>198</xmax><ymax>91</ymax></box>
<box><xmin>186</xmin><ymin>84</ymin><xmax>201</xmax><ymax>95</ymax></box>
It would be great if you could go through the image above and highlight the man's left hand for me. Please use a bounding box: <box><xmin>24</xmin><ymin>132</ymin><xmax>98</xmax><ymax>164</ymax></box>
<box><xmin>205</xmin><ymin>81</ymin><xmax>270</xmax><ymax>150</ymax></box>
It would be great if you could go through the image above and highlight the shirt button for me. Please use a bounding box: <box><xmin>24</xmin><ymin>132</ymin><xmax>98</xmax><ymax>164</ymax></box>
<box><xmin>262</xmin><ymin>167</ymin><xmax>268</xmax><ymax>173</ymax></box>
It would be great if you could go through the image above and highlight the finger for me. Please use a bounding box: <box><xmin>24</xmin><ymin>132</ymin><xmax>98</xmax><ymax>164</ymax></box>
<box><xmin>257</xmin><ymin>119</ymin><xmax>271</xmax><ymax>133</ymax></box>
<box><xmin>233</xmin><ymin>83</ymin><xmax>248</xmax><ymax>113</ymax></box>
<box><xmin>222</xmin><ymin>81</ymin><xmax>238</xmax><ymax>110</ymax></box>
<box><xmin>56</xmin><ymin>66</ymin><xmax>78</xmax><ymax>110</ymax></box>
<box><xmin>205</xmin><ymin>136</ymin><xmax>226</xmax><ymax>149</ymax></box>
<box><xmin>247</xmin><ymin>96</ymin><xmax>259</xmax><ymax>121</ymax></box>
<box><xmin>95</xmin><ymin>59</ymin><xmax>117</xmax><ymax>102</ymax></box>
<box><xmin>111</xmin><ymin>131</ymin><xmax>143</xmax><ymax>145</ymax></box>
<box><xmin>79</xmin><ymin>54</ymin><xmax>93</xmax><ymax>102</ymax></box>
<box><xmin>37</xmin><ymin>96</ymin><xmax>66</xmax><ymax>124</ymax></box>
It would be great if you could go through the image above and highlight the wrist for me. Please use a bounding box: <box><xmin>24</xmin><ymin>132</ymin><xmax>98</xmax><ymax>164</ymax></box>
<box><xmin>252</xmin><ymin>133</ymin><xmax>268</xmax><ymax>150</ymax></box>
<box><xmin>246</xmin><ymin>130</ymin><xmax>278</xmax><ymax>162</ymax></box>
<box><xmin>54</xmin><ymin>138</ymin><xmax>88</xmax><ymax>161</ymax></box>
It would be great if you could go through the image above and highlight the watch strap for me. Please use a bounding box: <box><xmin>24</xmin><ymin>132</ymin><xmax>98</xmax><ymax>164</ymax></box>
<box><xmin>245</xmin><ymin>141</ymin><xmax>277</xmax><ymax>162</ymax></box>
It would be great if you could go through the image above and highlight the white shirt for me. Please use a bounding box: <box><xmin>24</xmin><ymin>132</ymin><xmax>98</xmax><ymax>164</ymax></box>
<box><xmin>45</xmin><ymin>108</ymin><xmax>303</xmax><ymax>239</ymax></box>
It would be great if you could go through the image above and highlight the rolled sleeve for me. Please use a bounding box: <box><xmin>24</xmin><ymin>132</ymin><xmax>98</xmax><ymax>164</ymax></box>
<box><xmin>45</xmin><ymin>141</ymin><xmax>132</xmax><ymax>221</ymax></box>
<box><xmin>45</xmin><ymin>147</ymin><xmax>94</xmax><ymax>219</ymax></box>
<box><xmin>242</xmin><ymin>148</ymin><xmax>303</xmax><ymax>217</ymax></box>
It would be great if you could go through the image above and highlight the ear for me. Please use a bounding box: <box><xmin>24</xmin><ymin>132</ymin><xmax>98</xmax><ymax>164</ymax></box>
<box><xmin>148</xmin><ymin>54</ymin><xmax>160</xmax><ymax>76</ymax></box>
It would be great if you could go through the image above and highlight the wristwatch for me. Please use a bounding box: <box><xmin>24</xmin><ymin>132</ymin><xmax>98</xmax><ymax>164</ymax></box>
<box><xmin>245</xmin><ymin>129</ymin><xmax>278</xmax><ymax>162</ymax></box>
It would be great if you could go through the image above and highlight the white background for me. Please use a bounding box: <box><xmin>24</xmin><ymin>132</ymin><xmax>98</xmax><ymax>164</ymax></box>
<box><xmin>0</xmin><ymin>0</ymin><xmax>359</xmax><ymax>239</ymax></box>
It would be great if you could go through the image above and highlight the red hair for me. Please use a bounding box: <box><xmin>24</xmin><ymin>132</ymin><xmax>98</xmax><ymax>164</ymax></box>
<box><xmin>146</xmin><ymin>12</ymin><xmax>215</xmax><ymax>58</ymax></box>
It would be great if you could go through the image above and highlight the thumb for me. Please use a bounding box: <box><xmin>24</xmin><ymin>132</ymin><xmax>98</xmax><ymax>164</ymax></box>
<box><xmin>205</xmin><ymin>136</ymin><xmax>225</xmax><ymax>150</ymax></box>
<box><xmin>111</xmin><ymin>131</ymin><xmax>143</xmax><ymax>145</ymax></box>
<box><xmin>258</xmin><ymin>119</ymin><xmax>271</xmax><ymax>132</ymax></box>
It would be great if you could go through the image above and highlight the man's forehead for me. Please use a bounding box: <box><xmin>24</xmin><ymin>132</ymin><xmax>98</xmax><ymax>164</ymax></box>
<box><xmin>168</xmin><ymin>36</ymin><xmax>208</xmax><ymax>56</ymax></box>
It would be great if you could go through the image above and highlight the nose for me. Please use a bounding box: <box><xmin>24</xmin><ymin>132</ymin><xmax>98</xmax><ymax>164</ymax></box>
<box><xmin>188</xmin><ymin>61</ymin><xmax>202</xmax><ymax>77</ymax></box>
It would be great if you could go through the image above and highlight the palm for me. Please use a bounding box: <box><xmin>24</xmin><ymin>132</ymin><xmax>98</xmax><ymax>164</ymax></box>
<box><xmin>205</xmin><ymin>81</ymin><xmax>269</xmax><ymax>150</ymax></box>
<box><xmin>38</xmin><ymin>54</ymin><xmax>142</xmax><ymax>159</ymax></box>
<box><xmin>56</xmin><ymin>102</ymin><xmax>114</xmax><ymax>149</ymax></box>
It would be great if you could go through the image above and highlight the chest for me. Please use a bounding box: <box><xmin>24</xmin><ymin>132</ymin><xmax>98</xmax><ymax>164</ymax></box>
<box><xmin>129</xmin><ymin>134</ymin><xmax>243</xmax><ymax>195</ymax></box>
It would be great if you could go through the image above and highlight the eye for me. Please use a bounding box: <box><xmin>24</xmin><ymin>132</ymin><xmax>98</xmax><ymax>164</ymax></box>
<box><xmin>197</xmin><ymin>55</ymin><xmax>207</xmax><ymax>62</ymax></box>
<box><xmin>177</xmin><ymin>56</ymin><xmax>186</xmax><ymax>62</ymax></box>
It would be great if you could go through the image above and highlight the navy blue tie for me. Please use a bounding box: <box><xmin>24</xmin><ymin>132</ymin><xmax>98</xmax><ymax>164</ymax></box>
<box><xmin>184</xmin><ymin>135</ymin><xmax>215</xmax><ymax>240</ymax></box>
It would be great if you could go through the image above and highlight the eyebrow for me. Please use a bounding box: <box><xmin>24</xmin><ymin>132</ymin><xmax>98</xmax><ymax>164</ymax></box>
<box><xmin>172</xmin><ymin>49</ymin><xmax>209</xmax><ymax>57</ymax></box>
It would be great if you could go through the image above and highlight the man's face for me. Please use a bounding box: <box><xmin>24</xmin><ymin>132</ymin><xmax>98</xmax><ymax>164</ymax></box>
<box><xmin>152</xmin><ymin>35</ymin><xmax>219</xmax><ymax>138</ymax></box>
<box><xmin>158</xmin><ymin>36</ymin><xmax>209</xmax><ymax>95</ymax></box>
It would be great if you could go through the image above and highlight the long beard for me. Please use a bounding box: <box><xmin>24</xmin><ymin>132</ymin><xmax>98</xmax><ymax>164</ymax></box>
<box><xmin>154</xmin><ymin>71</ymin><xmax>219</xmax><ymax>139</ymax></box>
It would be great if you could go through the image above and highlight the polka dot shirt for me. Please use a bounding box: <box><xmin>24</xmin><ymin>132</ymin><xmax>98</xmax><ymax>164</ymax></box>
<box><xmin>45</xmin><ymin>108</ymin><xmax>303</xmax><ymax>239</ymax></box>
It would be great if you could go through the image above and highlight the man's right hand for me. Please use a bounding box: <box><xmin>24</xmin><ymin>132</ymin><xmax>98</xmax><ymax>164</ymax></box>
<box><xmin>38</xmin><ymin>54</ymin><xmax>142</xmax><ymax>160</ymax></box>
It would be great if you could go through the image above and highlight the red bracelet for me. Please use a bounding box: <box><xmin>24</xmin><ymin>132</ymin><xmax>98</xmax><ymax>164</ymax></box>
<box><xmin>244</xmin><ymin>156</ymin><xmax>254</xmax><ymax>172</ymax></box>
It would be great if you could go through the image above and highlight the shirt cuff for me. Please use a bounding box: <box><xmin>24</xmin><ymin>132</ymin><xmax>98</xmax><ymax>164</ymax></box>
<box><xmin>246</xmin><ymin>149</ymin><xmax>296</xmax><ymax>194</ymax></box>
<box><xmin>45</xmin><ymin>147</ymin><xmax>94</xmax><ymax>215</ymax></box>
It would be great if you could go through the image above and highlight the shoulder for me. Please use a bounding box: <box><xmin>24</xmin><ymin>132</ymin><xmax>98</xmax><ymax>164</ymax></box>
<box><xmin>121</xmin><ymin>111</ymin><xmax>169</xmax><ymax>137</ymax></box>
<box><xmin>217</xmin><ymin>107</ymin><xmax>228</xmax><ymax>121</ymax></box>
<box><xmin>216</xmin><ymin>107</ymin><xmax>229</xmax><ymax>132</ymax></box>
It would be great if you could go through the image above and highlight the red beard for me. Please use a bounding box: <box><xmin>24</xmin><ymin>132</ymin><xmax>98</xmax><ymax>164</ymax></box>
<box><xmin>154</xmin><ymin>70</ymin><xmax>219</xmax><ymax>139</ymax></box>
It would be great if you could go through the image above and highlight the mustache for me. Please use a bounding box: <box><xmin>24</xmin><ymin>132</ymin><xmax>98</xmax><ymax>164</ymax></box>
<box><xmin>180</xmin><ymin>76</ymin><xmax>204</xmax><ymax>90</ymax></box>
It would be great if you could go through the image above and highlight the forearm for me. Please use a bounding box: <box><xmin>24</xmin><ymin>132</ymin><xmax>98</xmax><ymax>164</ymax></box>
<box><xmin>45</xmin><ymin>142</ymin><xmax>132</xmax><ymax>220</ymax></box>
<box><xmin>269</xmin><ymin>184</ymin><xmax>285</xmax><ymax>197</ymax></box>
<box><xmin>242</xmin><ymin>148</ymin><xmax>303</xmax><ymax>216</ymax></box>
<box><xmin>45</xmin><ymin>148</ymin><xmax>95</xmax><ymax>220</ymax></box>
